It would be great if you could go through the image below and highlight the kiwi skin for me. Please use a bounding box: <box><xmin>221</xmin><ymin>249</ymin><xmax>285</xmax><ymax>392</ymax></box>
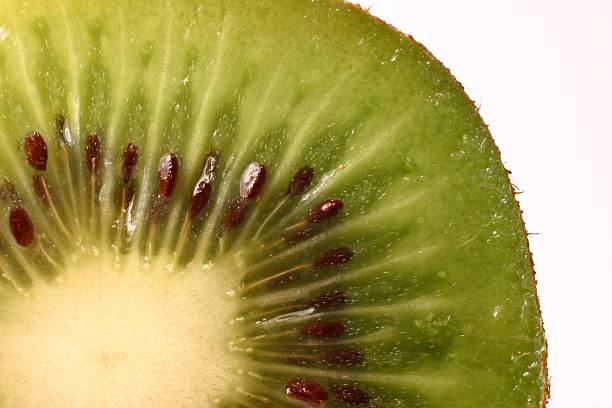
<box><xmin>0</xmin><ymin>0</ymin><xmax>547</xmax><ymax>407</ymax></box>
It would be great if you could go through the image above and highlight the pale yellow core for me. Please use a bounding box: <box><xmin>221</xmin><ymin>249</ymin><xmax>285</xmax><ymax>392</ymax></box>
<box><xmin>0</xmin><ymin>252</ymin><xmax>240</xmax><ymax>407</ymax></box>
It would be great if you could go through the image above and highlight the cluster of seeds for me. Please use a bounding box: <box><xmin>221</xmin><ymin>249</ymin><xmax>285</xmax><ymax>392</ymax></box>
<box><xmin>287</xmin><ymin>379</ymin><xmax>370</xmax><ymax>406</ymax></box>
<box><xmin>0</xmin><ymin>117</ymin><xmax>374</xmax><ymax>407</ymax></box>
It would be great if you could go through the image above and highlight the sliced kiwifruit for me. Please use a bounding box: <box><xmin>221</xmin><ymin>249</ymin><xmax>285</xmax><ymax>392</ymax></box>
<box><xmin>0</xmin><ymin>0</ymin><xmax>547</xmax><ymax>407</ymax></box>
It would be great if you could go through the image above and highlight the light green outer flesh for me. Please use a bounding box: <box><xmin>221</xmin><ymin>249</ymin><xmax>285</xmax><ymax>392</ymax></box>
<box><xmin>0</xmin><ymin>0</ymin><xmax>546</xmax><ymax>407</ymax></box>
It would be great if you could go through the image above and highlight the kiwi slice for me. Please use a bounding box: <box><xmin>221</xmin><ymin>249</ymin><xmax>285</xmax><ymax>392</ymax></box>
<box><xmin>0</xmin><ymin>0</ymin><xmax>547</xmax><ymax>407</ymax></box>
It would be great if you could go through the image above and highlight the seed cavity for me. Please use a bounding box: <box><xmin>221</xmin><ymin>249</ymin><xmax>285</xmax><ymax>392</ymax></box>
<box><xmin>332</xmin><ymin>385</ymin><xmax>370</xmax><ymax>405</ymax></box>
<box><xmin>85</xmin><ymin>133</ymin><xmax>101</xmax><ymax>172</ymax></box>
<box><xmin>314</xmin><ymin>247</ymin><xmax>354</xmax><ymax>269</ymax></box>
<box><xmin>9</xmin><ymin>206</ymin><xmax>35</xmax><ymax>247</ymax></box>
<box><xmin>308</xmin><ymin>198</ymin><xmax>343</xmax><ymax>224</ymax></box>
<box><xmin>122</xmin><ymin>143</ymin><xmax>139</xmax><ymax>184</ymax></box>
<box><xmin>188</xmin><ymin>152</ymin><xmax>218</xmax><ymax>220</ymax></box>
<box><xmin>239</xmin><ymin>162</ymin><xmax>266</xmax><ymax>202</ymax></box>
<box><xmin>286</xmin><ymin>378</ymin><xmax>328</xmax><ymax>407</ymax></box>
<box><xmin>308</xmin><ymin>291</ymin><xmax>349</xmax><ymax>311</ymax></box>
<box><xmin>287</xmin><ymin>166</ymin><xmax>314</xmax><ymax>196</ymax></box>
<box><xmin>24</xmin><ymin>131</ymin><xmax>48</xmax><ymax>171</ymax></box>
<box><xmin>157</xmin><ymin>153</ymin><xmax>179</xmax><ymax>199</ymax></box>
<box><xmin>302</xmin><ymin>321</ymin><xmax>346</xmax><ymax>338</ymax></box>
<box><xmin>322</xmin><ymin>349</ymin><xmax>364</xmax><ymax>366</ymax></box>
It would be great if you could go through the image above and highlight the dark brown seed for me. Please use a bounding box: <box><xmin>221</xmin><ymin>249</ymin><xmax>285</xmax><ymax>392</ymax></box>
<box><xmin>0</xmin><ymin>180</ymin><xmax>20</xmax><ymax>206</ymax></box>
<box><xmin>308</xmin><ymin>291</ymin><xmax>349</xmax><ymax>311</ymax></box>
<box><xmin>332</xmin><ymin>385</ymin><xmax>370</xmax><ymax>406</ymax></box>
<box><xmin>189</xmin><ymin>181</ymin><xmax>212</xmax><ymax>220</ymax></box>
<box><xmin>122</xmin><ymin>143</ymin><xmax>139</xmax><ymax>184</ymax></box>
<box><xmin>225</xmin><ymin>197</ymin><xmax>248</xmax><ymax>230</ymax></box>
<box><xmin>302</xmin><ymin>321</ymin><xmax>345</xmax><ymax>338</ymax></box>
<box><xmin>286</xmin><ymin>378</ymin><xmax>328</xmax><ymax>407</ymax></box>
<box><xmin>9</xmin><ymin>207</ymin><xmax>35</xmax><ymax>247</ymax></box>
<box><xmin>85</xmin><ymin>133</ymin><xmax>101</xmax><ymax>172</ymax></box>
<box><xmin>24</xmin><ymin>131</ymin><xmax>48</xmax><ymax>171</ymax></box>
<box><xmin>322</xmin><ymin>349</ymin><xmax>364</xmax><ymax>366</ymax></box>
<box><xmin>188</xmin><ymin>152</ymin><xmax>218</xmax><ymax>219</ymax></box>
<box><xmin>314</xmin><ymin>247</ymin><xmax>354</xmax><ymax>269</ymax></box>
<box><xmin>239</xmin><ymin>162</ymin><xmax>266</xmax><ymax>201</ymax></box>
<box><xmin>32</xmin><ymin>175</ymin><xmax>48</xmax><ymax>206</ymax></box>
<box><xmin>157</xmin><ymin>153</ymin><xmax>179</xmax><ymax>199</ymax></box>
<box><xmin>287</xmin><ymin>166</ymin><xmax>314</xmax><ymax>196</ymax></box>
<box><xmin>307</xmin><ymin>198</ymin><xmax>343</xmax><ymax>224</ymax></box>
<box><xmin>285</xmin><ymin>224</ymin><xmax>316</xmax><ymax>245</ymax></box>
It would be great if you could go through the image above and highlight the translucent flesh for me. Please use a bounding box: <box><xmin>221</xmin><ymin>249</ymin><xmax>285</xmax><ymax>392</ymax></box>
<box><xmin>0</xmin><ymin>0</ymin><xmax>546</xmax><ymax>407</ymax></box>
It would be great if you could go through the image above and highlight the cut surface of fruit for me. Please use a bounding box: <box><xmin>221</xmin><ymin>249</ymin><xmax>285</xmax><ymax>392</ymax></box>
<box><xmin>0</xmin><ymin>252</ymin><xmax>240</xmax><ymax>407</ymax></box>
<box><xmin>0</xmin><ymin>0</ymin><xmax>546</xmax><ymax>407</ymax></box>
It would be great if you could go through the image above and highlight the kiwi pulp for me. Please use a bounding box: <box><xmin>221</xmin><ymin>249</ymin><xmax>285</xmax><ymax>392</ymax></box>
<box><xmin>0</xmin><ymin>0</ymin><xmax>547</xmax><ymax>407</ymax></box>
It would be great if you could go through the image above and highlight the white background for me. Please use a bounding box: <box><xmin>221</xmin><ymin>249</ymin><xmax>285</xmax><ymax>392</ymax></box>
<box><xmin>346</xmin><ymin>1</ymin><xmax>612</xmax><ymax>407</ymax></box>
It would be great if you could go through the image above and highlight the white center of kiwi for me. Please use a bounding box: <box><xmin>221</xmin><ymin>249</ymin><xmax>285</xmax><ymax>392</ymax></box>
<box><xmin>0</xmin><ymin>249</ymin><xmax>240</xmax><ymax>407</ymax></box>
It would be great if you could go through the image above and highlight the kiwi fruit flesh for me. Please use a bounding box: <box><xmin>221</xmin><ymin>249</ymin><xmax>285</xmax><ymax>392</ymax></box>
<box><xmin>0</xmin><ymin>0</ymin><xmax>547</xmax><ymax>407</ymax></box>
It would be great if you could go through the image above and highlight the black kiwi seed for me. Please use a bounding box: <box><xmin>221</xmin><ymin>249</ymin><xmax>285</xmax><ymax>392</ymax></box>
<box><xmin>284</xmin><ymin>224</ymin><xmax>316</xmax><ymax>244</ymax></box>
<box><xmin>188</xmin><ymin>152</ymin><xmax>218</xmax><ymax>220</ymax></box>
<box><xmin>314</xmin><ymin>247</ymin><xmax>354</xmax><ymax>269</ymax></box>
<box><xmin>239</xmin><ymin>162</ymin><xmax>267</xmax><ymax>202</ymax></box>
<box><xmin>9</xmin><ymin>207</ymin><xmax>35</xmax><ymax>247</ymax></box>
<box><xmin>23</xmin><ymin>131</ymin><xmax>48</xmax><ymax>171</ymax></box>
<box><xmin>225</xmin><ymin>162</ymin><xmax>267</xmax><ymax>230</ymax></box>
<box><xmin>157</xmin><ymin>153</ymin><xmax>179</xmax><ymax>199</ymax></box>
<box><xmin>302</xmin><ymin>321</ymin><xmax>346</xmax><ymax>338</ymax></box>
<box><xmin>85</xmin><ymin>133</ymin><xmax>101</xmax><ymax>172</ymax></box>
<box><xmin>307</xmin><ymin>198</ymin><xmax>343</xmax><ymax>224</ymax></box>
<box><xmin>225</xmin><ymin>197</ymin><xmax>248</xmax><ymax>230</ymax></box>
<box><xmin>286</xmin><ymin>378</ymin><xmax>328</xmax><ymax>407</ymax></box>
<box><xmin>287</xmin><ymin>165</ymin><xmax>315</xmax><ymax>196</ymax></box>
<box><xmin>122</xmin><ymin>143</ymin><xmax>139</xmax><ymax>184</ymax></box>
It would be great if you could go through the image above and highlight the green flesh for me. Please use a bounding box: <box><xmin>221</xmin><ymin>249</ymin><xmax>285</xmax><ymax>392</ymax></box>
<box><xmin>0</xmin><ymin>0</ymin><xmax>546</xmax><ymax>407</ymax></box>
